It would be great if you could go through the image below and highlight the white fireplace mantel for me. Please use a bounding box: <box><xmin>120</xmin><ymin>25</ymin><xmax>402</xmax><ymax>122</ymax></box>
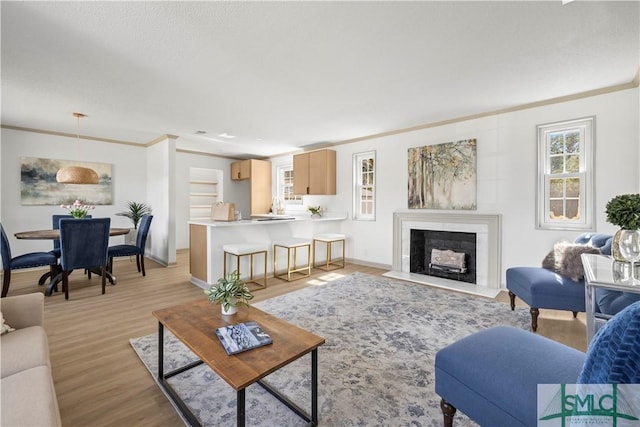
<box><xmin>384</xmin><ymin>211</ymin><xmax>502</xmax><ymax>298</ymax></box>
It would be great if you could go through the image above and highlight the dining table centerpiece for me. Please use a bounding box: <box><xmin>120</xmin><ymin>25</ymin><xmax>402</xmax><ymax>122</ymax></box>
<box><xmin>60</xmin><ymin>199</ymin><xmax>95</xmax><ymax>219</ymax></box>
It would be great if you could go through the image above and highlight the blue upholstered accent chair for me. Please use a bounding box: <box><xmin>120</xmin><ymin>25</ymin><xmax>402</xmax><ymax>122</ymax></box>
<box><xmin>59</xmin><ymin>218</ymin><xmax>111</xmax><ymax>300</ymax></box>
<box><xmin>107</xmin><ymin>214</ymin><xmax>153</xmax><ymax>276</ymax></box>
<box><xmin>506</xmin><ymin>233</ymin><xmax>612</xmax><ymax>331</ymax></box>
<box><xmin>434</xmin><ymin>300</ymin><xmax>640</xmax><ymax>427</ymax></box>
<box><xmin>1</xmin><ymin>223</ymin><xmax>58</xmax><ymax>297</ymax></box>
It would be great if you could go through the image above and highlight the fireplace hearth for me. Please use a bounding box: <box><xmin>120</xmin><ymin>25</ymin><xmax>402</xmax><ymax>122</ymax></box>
<box><xmin>385</xmin><ymin>212</ymin><xmax>502</xmax><ymax>298</ymax></box>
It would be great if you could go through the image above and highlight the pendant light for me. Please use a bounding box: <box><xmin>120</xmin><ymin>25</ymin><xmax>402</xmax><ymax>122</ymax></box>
<box><xmin>56</xmin><ymin>112</ymin><xmax>99</xmax><ymax>184</ymax></box>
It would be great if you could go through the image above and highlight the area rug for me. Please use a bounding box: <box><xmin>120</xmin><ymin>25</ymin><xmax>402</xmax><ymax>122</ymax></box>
<box><xmin>130</xmin><ymin>272</ymin><xmax>531</xmax><ymax>426</ymax></box>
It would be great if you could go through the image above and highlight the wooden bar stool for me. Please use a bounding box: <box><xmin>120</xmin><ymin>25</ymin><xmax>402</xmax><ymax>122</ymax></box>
<box><xmin>273</xmin><ymin>238</ymin><xmax>312</xmax><ymax>281</ymax></box>
<box><xmin>222</xmin><ymin>243</ymin><xmax>268</xmax><ymax>289</ymax></box>
<box><xmin>313</xmin><ymin>233</ymin><xmax>346</xmax><ymax>271</ymax></box>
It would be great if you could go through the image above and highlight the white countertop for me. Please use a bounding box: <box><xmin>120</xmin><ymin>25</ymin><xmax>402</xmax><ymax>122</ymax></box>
<box><xmin>189</xmin><ymin>213</ymin><xmax>347</xmax><ymax>227</ymax></box>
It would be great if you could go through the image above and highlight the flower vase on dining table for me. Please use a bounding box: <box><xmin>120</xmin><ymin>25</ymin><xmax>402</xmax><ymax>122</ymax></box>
<box><xmin>61</xmin><ymin>200</ymin><xmax>95</xmax><ymax>219</ymax></box>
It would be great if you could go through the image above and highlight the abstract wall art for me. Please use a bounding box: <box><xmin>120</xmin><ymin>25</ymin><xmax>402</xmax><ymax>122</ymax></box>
<box><xmin>407</xmin><ymin>139</ymin><xmax>477</xmax><ymax>210</ymax></box>
<box><xmin>20</xmin><ymin>157</ymin><xmax>112</xmax><ymax>205</ymax></box>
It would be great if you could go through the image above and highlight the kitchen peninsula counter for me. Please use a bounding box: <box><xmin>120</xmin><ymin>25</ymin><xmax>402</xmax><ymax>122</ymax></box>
<box><xmin>189</xmin><ymin>214</ymin><xmax>346</xmax><ymax>288</ymax></box>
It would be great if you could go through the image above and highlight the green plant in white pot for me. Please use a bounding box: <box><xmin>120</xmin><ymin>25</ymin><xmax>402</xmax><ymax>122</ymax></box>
<box><xmin>116</xmin><ymin>201</ymin><xmax>152</xmax><ymax>244</ymax></box>
<box><xmin>605</xmin><ymin>193</ymin><xmax>640</xmax><ymax>261</ymax></box>
<box><xmin>204</xmin><ymin>271</ymin><xmax>254</xmax><ymax>315</ymax></box>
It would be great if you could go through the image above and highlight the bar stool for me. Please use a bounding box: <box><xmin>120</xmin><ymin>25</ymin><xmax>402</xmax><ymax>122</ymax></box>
<box><xmin>313</xmin><ymin>233</ymin><xmax>346</xmax><ymax>271</ymax></box>
<box><xmin>222</xmin><ymin>243</ymin><xmax>268</xmax><ymax>289</ymax></box>
<box><xmin>273</xmin><ymin>238</ymin><xmax>312</xmax><ymax>281</ymax></box>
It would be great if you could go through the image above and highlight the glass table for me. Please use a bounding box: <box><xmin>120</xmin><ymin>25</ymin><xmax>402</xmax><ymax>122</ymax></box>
<box><xmin>581</xmin><ymin>253</ymin><xmax>640</xmax><ymax>342</ymax></box>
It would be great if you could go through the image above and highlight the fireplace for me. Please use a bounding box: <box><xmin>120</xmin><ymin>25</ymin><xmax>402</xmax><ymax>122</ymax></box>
<box><xmin>410</xmin><ymin>230</ymin><xmax>477</xmax><ymax>284</ymax></box>
<box><xmin>385</xmin><ymin>211</ymin><xmax>502</xmax><ymax>298</ymax></box>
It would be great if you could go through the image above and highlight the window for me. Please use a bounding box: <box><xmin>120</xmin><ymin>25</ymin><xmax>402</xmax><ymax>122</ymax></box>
<box><xmin>277</xmin><ymin>165</ymin><xmax>302</xmax><ymax>204</ymax></box>
<box><xmin>353</xmin><ymin>151</ymin><xmax>376</xmax><ymax>220</ymax></box>
<box><xmin>537</xmin><ymin>117</ymin><xmax>594</xmax><ymax>230</ymax></box>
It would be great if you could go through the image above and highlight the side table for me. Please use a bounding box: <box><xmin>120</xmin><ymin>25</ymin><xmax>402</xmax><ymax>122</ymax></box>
<box><xmin>581</xmin><ymin>253</ymin><xmax>640</xmax><ymax>342</ymax></box>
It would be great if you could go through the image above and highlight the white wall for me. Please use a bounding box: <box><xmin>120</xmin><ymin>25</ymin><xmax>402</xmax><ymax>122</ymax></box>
<box><xmin>1</xmin><ymin>128</ymin><xmax>148</xmax><ymax>255</ymax></box>
<box><xmin>146</xmin><ymin>137</ymin><xmax>176</xmax><ymax>266</ymax></box>
<box><xmin>270</xmin><ymin>88</ymin><xmax>640</xmax><ymax>285</ymax></box>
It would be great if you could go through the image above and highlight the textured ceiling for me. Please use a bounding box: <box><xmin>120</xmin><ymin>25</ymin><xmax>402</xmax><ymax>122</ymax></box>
<box><xmin>1</xmin><ymin>1</ymin><xmax>638</xmax><ymax>158</ymax></box>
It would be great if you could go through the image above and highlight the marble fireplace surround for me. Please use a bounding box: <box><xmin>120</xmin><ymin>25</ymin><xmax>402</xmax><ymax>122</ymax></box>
<box><xmin>384</xmin><ymin>211</ymin><xmax>502</xmax><ymax>298</ymax></box>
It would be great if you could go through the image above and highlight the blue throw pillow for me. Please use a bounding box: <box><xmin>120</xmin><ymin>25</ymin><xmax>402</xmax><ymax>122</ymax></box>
<box><xmin>578</xmin><ymin>301</ymin><xmax>640</xmax><ymax>384</ymax></box>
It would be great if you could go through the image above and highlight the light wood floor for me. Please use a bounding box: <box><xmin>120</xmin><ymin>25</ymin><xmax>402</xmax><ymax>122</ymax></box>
<box><xmin>4</xmin><ymin>251</ymin><xmax>587</xmax><ymax>426</ymax></box>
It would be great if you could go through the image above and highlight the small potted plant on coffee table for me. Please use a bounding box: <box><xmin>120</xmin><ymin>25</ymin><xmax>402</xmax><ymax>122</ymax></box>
<box><xmin>204</xmin><ymin>271</ymin><xmax>254</xmax><ymax>315</ymax></box>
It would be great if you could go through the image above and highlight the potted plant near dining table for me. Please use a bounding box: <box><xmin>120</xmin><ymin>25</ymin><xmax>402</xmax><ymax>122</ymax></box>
<box><xmin>116</xmin><ymin>201</ymin><xmax>152</xmax><ymax>244</ymax></box>
<box><xmin>204</xmin><ymin>271</ymin><xmax>254</xmax><ymax>315</ymax></box>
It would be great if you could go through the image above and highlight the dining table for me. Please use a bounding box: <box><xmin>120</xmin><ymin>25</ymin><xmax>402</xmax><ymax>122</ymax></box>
<box><xmin>15</xmin><ymin>227</ymin><xmax>130</xmax><ymax>295</ymax></box>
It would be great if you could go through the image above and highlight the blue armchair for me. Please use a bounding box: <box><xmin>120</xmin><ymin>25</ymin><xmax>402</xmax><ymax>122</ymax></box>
<box><xmin>434</xmin><ymin>300</ymin><xmax>640</xmax><ymax>426</ymax></box>
<box><xmin>506</xmin><ymin>233</ymin><xmax>612</xmax><ymax>331</ymax></box>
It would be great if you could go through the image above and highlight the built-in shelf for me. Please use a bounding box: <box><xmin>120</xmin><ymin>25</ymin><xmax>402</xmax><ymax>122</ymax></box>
<box><xmin>190</xmin><ymin>180</ymin><xmax>217</xmax><ymax>185</ymax></box>
<box><xmin>190</xmin><ymin>193</ymin><xmax>219</xmax><ymax>197</ymax></box>
<box><xmin>189</xmin><ymin>168</ymin><xmax>223</xmax><ymax>220</ymax></box>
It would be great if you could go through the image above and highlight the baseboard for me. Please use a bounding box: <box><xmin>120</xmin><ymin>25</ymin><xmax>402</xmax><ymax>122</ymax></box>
<box><xmin>347</xmin><ymin>258</ymin><xmax>391</xmax><ymax>271</ymax></box>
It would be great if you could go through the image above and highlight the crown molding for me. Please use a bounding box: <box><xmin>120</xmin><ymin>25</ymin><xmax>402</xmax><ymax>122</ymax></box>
<box><xmin>0</xmin><ymin>125</ymin><xmax>144</xmax><ymax>147</ymax></box>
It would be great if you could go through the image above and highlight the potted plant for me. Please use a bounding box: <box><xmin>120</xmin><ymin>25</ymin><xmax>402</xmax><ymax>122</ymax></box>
<box><xmin>308</xmin><ymin>205</ymin><xmax>323</xmax><ymax>218</ymax></box>
<box><xmin>605</xmin><ymin>193</ymin><xmax>640</xmax><ymax>261</ymax></box>
<box><xmin>204</xmin><ymin>271</ymin><xmax>254</xmax><ymax>315</ymax></box>
<box><xmin>116</xmin><ymin>201</ymin><xmax>152</xmax><ymax>244</ymax></box>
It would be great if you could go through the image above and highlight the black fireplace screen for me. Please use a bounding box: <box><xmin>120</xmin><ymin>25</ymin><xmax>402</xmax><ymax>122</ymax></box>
<box><xmin>410</xmin><ymin>229</ymin><xmax>477</xmax><ymax>284</ymax></box>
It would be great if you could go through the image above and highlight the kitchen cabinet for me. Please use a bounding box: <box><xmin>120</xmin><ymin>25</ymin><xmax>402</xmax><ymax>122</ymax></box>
<box><xmin>230</xmin><ymin>160</ymin><xmax>251</xmax><ymax>181</ymax></box>
<box><xmin>249</xmin><ymin>159</ymin><xmax>272</xmax><ymax>215</ymax></box>
<box><xmin>293</xmin><ymin>149</ymin><xmax>336</xmax><ymax>195</ymax></box>
<box><xmin>230</xmin><ymin>159</ymin><xmax>272</xmax><ymax>215</ymax></box>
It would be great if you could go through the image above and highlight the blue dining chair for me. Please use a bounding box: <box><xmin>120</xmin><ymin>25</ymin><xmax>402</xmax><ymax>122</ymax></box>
<box><xmin>38</xmin><ymin>214</ymin><xmax>93</xmax><ymax>286</ymax></box>
<box><xmin>59</xmin><ymin>218</ymin><xmax>110</xmax><ymax>300</ymax></box>
<box><xmin>108</xmin><ymin>214</ymin><xmax>153</xmax><ymax>276</ymax></box>
<box><xmin>1</xmin><ymin>223</ymin><xmax>58</xmax><ymax>297</ymax></box>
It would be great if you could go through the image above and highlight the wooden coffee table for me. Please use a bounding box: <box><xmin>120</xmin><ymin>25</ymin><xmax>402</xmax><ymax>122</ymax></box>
<box><xmin>152</xmin><ymin>300</ymin><xmax>325</xmax><ymax>427</ymax></box>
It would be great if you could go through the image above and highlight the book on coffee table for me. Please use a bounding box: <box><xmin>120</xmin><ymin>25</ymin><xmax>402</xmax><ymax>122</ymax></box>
<box><xmin>215</xmin><ymin>321</ymin><xmax>273</xmax><ymax>355</ymax></box>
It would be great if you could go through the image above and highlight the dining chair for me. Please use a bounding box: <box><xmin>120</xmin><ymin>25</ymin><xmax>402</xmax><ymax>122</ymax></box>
<box><xmin>107</xmin><ymin>214</ymin><xmax>153</xmax><ymax>277</ymax></box>
<box><xmin>59</xmin><ymin>218</ymin><xmax>110</xmax><ymax>300</ymax></box>
<box><xmin>38</xmin><ymin>214</ymin><xmax>93</xmax><ymax>286</ymax></box>
<box><xmin>1</xmin><ymin>223</ymin><xmax>58</xmax><ymax>297</ymax></box>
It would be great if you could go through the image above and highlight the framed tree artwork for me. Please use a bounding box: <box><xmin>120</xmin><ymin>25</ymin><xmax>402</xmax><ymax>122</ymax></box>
<box><xmin>408</xmin><ymin>139</ymin><xmax>477</xmax><ymax>210</ymax></box>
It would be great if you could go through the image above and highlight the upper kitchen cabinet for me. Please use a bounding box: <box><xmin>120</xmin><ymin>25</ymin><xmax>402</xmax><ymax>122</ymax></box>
<box><xmin>230</xmin><ymin>159</ymin><xmax>252</xmax><ymax>181</ymax></box>
<box><xmin>293</xmin><ymin>149</ymin><xmax>336</xmax><ymax>195</ymax></box>
<box><xmin>230</xmin><ymin>159</ymin><xmax>272</xmax><ymax>215</ymax></box>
